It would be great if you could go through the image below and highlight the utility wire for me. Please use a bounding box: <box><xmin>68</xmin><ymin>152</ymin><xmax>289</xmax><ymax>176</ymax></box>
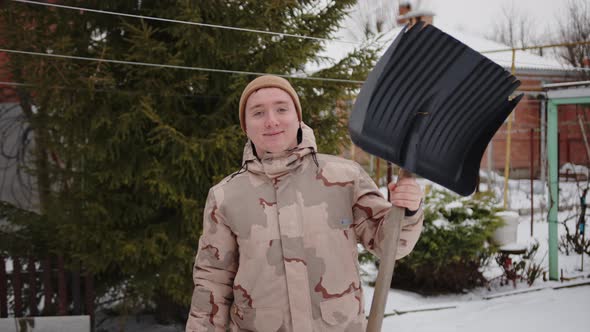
<box><xmin>481</xmin><ymin>41</ymin><xmax>590</xmax><ymax>54</ymax></box>
<box><xmin>11</xmin><ymin>0</ymin><xmax>361</xmax><ymax>45</ymax></box>
<box><xmin>0</xmin><ymin>81</ymin><xmax>540</xmax><ymax>104</ymax></box>
<box><xmin>494</xmin><ymin>60</ymin><xmax>590</xmax><ymax>72</ymax></box>
<box><xmin>0</xmin><ymin>81</ymin><xmax>29</xmax><ymax>87</ymax></box>
<box><xmin>0</xmin><ymin>48</ymin><xmax>365</xmax><ymax>84</ymax></box>
<box><xmin>0</xmin><ymin>81</ymin><xmax>235</xmax><ymax>99</ymax></box>
<box><xmin>2</xmin><ymin>45</ymin><xmax>584</xmax><ymax>84</ymax></box>
<box><xmin>11</xmin><ymin>1</ymin><xmax>588</xmax><ymax>72</ymax></box>
<box><xmin>13</xmin><ymin>0</ymin><xmax>590</xmax><ymax>73</ymax></box>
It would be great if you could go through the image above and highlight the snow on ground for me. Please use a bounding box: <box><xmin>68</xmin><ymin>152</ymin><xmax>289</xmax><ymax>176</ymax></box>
<box><xmin>359</xmin><ymin>209</ymin><xmax>590</xmax><ymax>331</ymax></box>
<box><xmin>376</xmin><ymin>285</ymin><xmax>589</xmax><ymax>332</ymax></box>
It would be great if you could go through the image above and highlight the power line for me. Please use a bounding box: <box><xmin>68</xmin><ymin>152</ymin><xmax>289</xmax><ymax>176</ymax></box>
<box><xmin>494</xmin><ymin>60</ymin><xmax>590</xmax><ymax>72</ymax></box>
<box><xmin>0</xmin><ymin>48</ymin><xmax>365</xmax><ymax>84</ymax></box>
<box><xmin>0</xmin><ymin>81</ymin><xmax>29</xmax><ymax>87</ymax></box>
<box><xmin>0</xmin><ymin>81</ymin><xmax>540</xmax><ymax>104</ymax></box>
<box><xmin>11</xmin><ymin>0</ymin><xmax>360</xmax><ymax>45</ymax></box>
<box><xmin>3</xmin><ymin>45</ymin><xmax>583</xmax><ymax>87</ymax></box>
<box><xmin>12</xmin><ymin>0</ymin><xmax>588</xmax><ymax>72</ymax></box>
<box><xmin>481</xmin><ymin>40</ymin><xmax>590</xmax><ymax>72</ymax></box>
<box><xmin>0</xmin><ymin>81</ymin><xmax>235</xmax><ymax>99</ymax></box>
<box><xmin>481</xmin><ymin>41</ymin><xmax>590</xmax><ymax>54</ymax></box>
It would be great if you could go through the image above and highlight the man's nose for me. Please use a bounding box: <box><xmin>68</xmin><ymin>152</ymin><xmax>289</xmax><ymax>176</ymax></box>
<box><xmin>265</xmin><ymin>111</ymin><xmax>279</xmax><ymax>127</ymax></box>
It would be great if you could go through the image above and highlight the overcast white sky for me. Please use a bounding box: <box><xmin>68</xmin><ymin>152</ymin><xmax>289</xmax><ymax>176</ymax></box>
<box><xmin>343</xmin><ymin>0</ymin><xmax>577</xmax><ymax>43</ymax></box>
<box><xmin>419</xmin><ymin>0</ymin><xmax>569</xmax><ymax>38</ymax></box>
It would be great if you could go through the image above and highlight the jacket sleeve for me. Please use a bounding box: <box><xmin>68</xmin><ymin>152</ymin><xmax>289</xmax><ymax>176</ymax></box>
<box><xmin>186</xmin><ymin>189</ymin><xmax>238</xmax><ymax>332</ymax></box>
<box><xmin>351</xmin><ymin>165</ymin><xmax>423</xmax><ymax>260</ymax></box>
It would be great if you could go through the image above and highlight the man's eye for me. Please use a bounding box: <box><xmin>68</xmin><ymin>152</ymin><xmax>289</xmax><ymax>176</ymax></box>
<box><xmin>278</xmin><ymin>108</ymin><xmax>287</xmax><ymax>113</ymax></box>
<box><xmin>253</xmin><ymin>111</ymin><xmax>263</xmax><ymax>117</ymax></box>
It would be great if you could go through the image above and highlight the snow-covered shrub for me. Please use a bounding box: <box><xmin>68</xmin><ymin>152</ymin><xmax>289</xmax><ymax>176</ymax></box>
<box><xmin>391</xmin><ymin>189</ymin><xmax>503</xmax><ymax>294</ymax></box>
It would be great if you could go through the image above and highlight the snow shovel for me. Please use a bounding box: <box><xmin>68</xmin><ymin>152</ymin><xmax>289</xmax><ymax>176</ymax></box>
<box><xmin>349</xmin><ymin>21</ymin><xmax>523</xmax><ymax>332</ymax></box>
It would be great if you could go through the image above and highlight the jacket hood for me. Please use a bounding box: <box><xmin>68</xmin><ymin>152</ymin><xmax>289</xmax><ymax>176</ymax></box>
<box><xmin>240</xmin><ymin>122</ymin><xmax>317</xmax><ymax>179</ymax></box>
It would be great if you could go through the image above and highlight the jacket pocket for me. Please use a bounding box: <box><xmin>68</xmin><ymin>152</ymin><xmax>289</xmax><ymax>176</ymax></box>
<box><xmin>230</xmin><ymin>304</ymin><xmax>283</xmax><ymax>332</ymax></box>
<box><xmin>319</xmin><ymin>292</ymin><xmax>360</xmax><ymax>326</ymax></box>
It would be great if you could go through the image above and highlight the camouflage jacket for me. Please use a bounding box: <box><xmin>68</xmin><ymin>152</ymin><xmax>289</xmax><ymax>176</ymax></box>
<box><xmin>186</xmin><ymin>123</ymin><xmax>423</xmax><ymax>332</ymax></box>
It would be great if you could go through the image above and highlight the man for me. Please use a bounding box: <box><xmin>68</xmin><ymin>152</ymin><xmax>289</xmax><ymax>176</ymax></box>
<box><xmin>186</xmin><ymin>75</ymin><xmax>423</xmax><ymax>331</ymax></box>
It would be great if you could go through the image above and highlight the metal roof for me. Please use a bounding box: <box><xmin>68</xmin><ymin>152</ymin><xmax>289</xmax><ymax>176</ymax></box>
<box><xmin>307</xmin><ymin>21</ymin><xmax>579</xmax><ymax>76</ymax></box>
<box><xmin>543</xmin><ymin>81</ymin><xmax>590</xmax><ymax>99</ymax></box>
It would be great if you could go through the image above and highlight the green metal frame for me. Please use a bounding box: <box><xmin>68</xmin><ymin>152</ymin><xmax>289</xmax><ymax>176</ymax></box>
<box><xmin>547</xmin><ymin>96</ymin><xmax>590</xmax><ymax>280</ymax></box>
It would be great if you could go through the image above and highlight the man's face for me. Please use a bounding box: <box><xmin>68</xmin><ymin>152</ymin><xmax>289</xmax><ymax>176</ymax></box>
<box><xmin>244</xmin><ymin>87</ymin><xmax>299</xmax><ymax>154</ymax></box>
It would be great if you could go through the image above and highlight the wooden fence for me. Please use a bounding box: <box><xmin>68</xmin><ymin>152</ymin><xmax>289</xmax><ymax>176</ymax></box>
<box><xmin>0</xmin><ymin>255</ymin><xmax>94</xmax><ymax>324</ymax></box>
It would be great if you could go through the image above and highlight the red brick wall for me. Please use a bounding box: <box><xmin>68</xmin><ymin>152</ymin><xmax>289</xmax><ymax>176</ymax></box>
<box><xmin>0</xmin><ymin>52</ymin><xmax>18</xmax><ymax>103</ymax></box>
<box><xmin>484</xmin><ymin>95</ymin><xmax>541</xmax><ymax>173</ymax></box>
<box><xmin>0</xmin><ymin>8</ymin><xmax>18</xmax><ymax>103</ymax></box>
<box><xmin>557</xmin><ymin>104</ymin><xmax>589</xmax><ymax>166</ymax></box>
<box><xmin>481</xmin><ymin>98</ymin><xmax>589</xmax><ymax>178</ymax></box>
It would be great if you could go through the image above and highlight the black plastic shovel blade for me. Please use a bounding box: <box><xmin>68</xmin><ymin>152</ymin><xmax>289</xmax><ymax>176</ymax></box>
<box><xmin>349</xmin><ymin>22</ymin><xmax>523</xmax><ymax>196</ymax></box>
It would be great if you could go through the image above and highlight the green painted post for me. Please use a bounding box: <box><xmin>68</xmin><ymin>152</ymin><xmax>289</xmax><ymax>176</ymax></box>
<box><xmin>547</xmin><ymin>100</ymin><xmax>559</xmax><ymax>280</ymax></box>
<box><xmin>554</xmin><ymin>97</ymin><xmax>590</xmax><ymax>105</ymax></box>
<box><xmin>546</xmin><ymin>96</ymin><xmax>590</xmax><ymax>281</ymax></box>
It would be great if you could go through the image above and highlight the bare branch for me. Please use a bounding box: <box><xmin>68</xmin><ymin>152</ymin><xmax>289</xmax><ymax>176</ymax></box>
<box><xmin>488</xmin><ymin>3</ymin><xmax>542</xmax><ymax>54</ymax></box>
<box><xmin>342</xmin><ymin>0</ymin><xmax>400</xmax><ymax>42</ymax></box>
<box><xmin>556</xmin><ymin>0</ymin><xmax>590</xmax><ymax>79</ymax></box>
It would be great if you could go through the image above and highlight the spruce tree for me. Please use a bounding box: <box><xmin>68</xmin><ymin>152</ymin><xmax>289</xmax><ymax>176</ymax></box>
<box><xmin>0</xmin><ymin>0</ymin><xmax>378</xmax><ymax>321</ymax></box>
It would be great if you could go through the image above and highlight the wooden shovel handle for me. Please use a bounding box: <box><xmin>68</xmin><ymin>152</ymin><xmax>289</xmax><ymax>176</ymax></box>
<box><xmin>366</xmin><ymin>167</ymin><xmax>414</xmax><ymax>332</ymax></box>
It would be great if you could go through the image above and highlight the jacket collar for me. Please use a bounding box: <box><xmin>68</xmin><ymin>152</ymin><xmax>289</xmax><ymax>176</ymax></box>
<box><xmin>241</xmin><ymin>122</ymin><xmax>317</xmax><ymax>179</ymax></box>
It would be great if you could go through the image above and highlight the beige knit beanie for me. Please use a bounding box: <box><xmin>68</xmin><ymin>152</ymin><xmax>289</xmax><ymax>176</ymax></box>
<box><xmin>239</xmin><ymin>75</ymin><xmax>302</xmax><ymax>132</ymax></box>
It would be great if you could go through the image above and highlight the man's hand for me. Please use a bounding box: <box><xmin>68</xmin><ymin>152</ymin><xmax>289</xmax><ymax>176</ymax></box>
<box><xmin>388</xmin><ymin>177</ymin><xmax>423</xmax><ymax>211</ymax></box>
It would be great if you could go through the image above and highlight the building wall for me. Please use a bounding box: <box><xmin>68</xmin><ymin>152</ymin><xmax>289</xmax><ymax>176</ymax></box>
<box><xmin>483</xmin><ymin>95</ymin><xmax>542</xmax><ymax>177</ymax></box>
<box><xmin>482</xmin><ymin>97</ymin><xmax>588</xmax><ymax>179</ymax></box>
